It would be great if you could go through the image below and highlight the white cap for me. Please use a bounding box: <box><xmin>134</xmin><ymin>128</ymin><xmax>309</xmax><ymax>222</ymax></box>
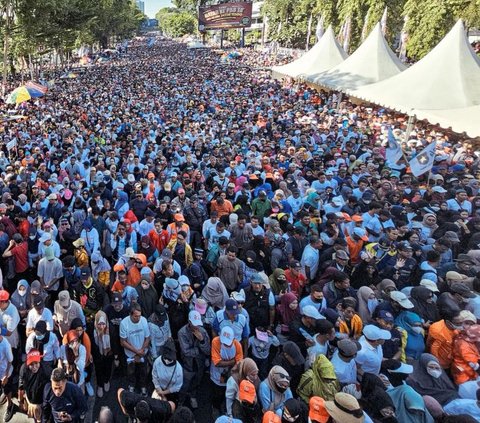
<box><xmin>363</xmin><ymin>324</ymin><xmax>392</xmax><ymax>341</ymax></box>
<box><xmin>302</xmin><ymin>305</ymin><xmax>322</xmax><ymax>319</ymax></box>
<box><xmin>419</xmin><ymin>279</ymin><xmax>440</xmax><ymax>293</ymax></box>
<box><xmin>188</xmin><ymin>310</ymin><xmax>203</xmax><ymax>327</ymax></box>
<box><xmin>390</xmin><ymin>291</ymin><xmax>414</xmax><ymax>309</ymax></box>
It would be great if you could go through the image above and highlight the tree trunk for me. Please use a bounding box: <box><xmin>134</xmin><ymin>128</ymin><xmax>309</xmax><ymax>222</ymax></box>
<box><xmin>306</xmin><ymin>13</ymin><xmax>313</xmax><ymax>51</ymax></box>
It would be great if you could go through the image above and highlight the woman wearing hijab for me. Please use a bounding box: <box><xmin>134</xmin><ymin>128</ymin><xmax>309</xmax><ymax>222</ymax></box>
<box><xmin>451</xmin><ymin>324</ymin><xmax>480</xmax><ymax>399</ymax></box>
<box><xmin>122</xmin><ymin>286</ymin><xmax>139</xmax><ymax>308</ymax></box>
<box><xmin>351</xmin><ymin>261</ymin><xmax>380</xmax><ymax>290</ymax></box>
<box><xmin>406</xmin><ymin>353</ymin><xmax>478</xmax><ymax>415</ymax></box>
<box><xmin>10</xmin><ymin>279</ymin><xmax>31</xmax><ymax>347</ymax></box>
<box><xmin>381</xmin><ymin>359</ymin><xmax>434</xmax><ymax>423</ymax></box>
<box><xmin>376</xmin><ymin>279</ymin><xmax>397</xmax><ymax>302</ymax></box>
<box><xmin>394</xmin><ymin>311</ymin><xmax>425</xmax><ymax>361</ymax></box>
<box><xmin>92</xmin><ymin>311</ymin><xmax>112</xmax><ymax>398</ymax></box>
<box><xmin>277</xmin><ymin>292</ymin><xmax>299</xmax><ymax>339</ymax></box>
<box><xmin>410</xmin><ymin>287</ymin><xmax>439</xmax><ymax>325</ymax></box>
<box><xmin>259</xmin><ymin>366</ymin><xmax>293</xmax><ymax>416</ymax></box>
<box><xmin>241</xmin><ymin>251</ymin><xmax>263</xmax><ymax>289</ymax></box>
<box><xmin>225</xmin><ymin>358</ymin><xmax>261</xmax><ymax>421</ymax></box>
<box><xmin>91</xmin><ymin>251</ymin><xmax>111</xmax><ymax>290</ymax></box>
<box><xmin>281</xmin><ymin>398</ymin><xmax>309</xmax><ymax>423</ymax></box>
<box><xmin>360</xmin><ymin>373</ymin><xmax>398</xmax><ymax>423</ymax></box>
<box><xmin>269</xmin><ymin>268</ymin><xmax>289</xmax><ymax>298</ymax></box>
<box><xmin>148</xmin><ymin>304</ymin><xmax>172</xmax><ymax>361</ymax></box>
<box><xmin>162</xmin><ymin>277</ymin><xmax>190</xmax><ymax>339</ymax></box>
<box><xmin>297</xmin><ymin>354</ymin><xmax>339</xmax><ymax>404</ymax></box>
<box><xmin>420</xmin><ymin>213</ymin><xmax>438</xmax><ymax>240</ymax></box>
<box><xmin>136</xmin><ymin>276</ymin><xmax>158</xmax><ymax>318</ymax></box>
<box><xmin>201</xmin><ymin>277</ymin><xmax>229</xmax><ymax>310</ymax></box>
<box><xmin>138</xmin><ymin>235</ymin><xmax>159</xmax><ymax>265</ymax></box>
<box><xmin>357</xmin><ymin>286</ymin><xmax>377</xmax><ymax>324</ymax></box>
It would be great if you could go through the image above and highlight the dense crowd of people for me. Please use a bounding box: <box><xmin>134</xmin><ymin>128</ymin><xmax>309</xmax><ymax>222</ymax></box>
<box><xmin>0</xmin><ymin>35</ymin><xmax>480</xmax><ymax>423</ymax></box>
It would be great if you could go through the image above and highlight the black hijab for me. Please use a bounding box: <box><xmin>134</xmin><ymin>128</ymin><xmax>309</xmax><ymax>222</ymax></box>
<box><xmin>410</xmin><ymin>287</ymin><xmax>440</xmax><ymax>323</ymax></box>
<box><xmin>360</xmin><ymin>373</ymin><xmax>398</xmax><ymax>423</ymax></box>
<box><xmin>406</xmin><ymin>353</ymin><xmax>459</xmax><ymax>406</ymax></box>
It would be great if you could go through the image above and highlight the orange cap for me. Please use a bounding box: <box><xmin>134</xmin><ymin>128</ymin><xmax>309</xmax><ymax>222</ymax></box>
<box><xmin>174</xmin><ymin>213</ymin><xmax>185</xmax><ymax>222</ymax></box>
<box><xmin>342</xmin><ymin>213</ymin><xmax>352</xmax><ymax>222</ymax></box>
<box><xmin>263</xmin><ymin>411</ymin><xmax>281</xmax><ymax>423</ymax></box>
<box><xmin>239</xmin><ymin>380</ymin><xmax>256</xmax><ymax>404</ymax></box>
<box><xmin>309</xmin><ymin>396</ymin><xmax>330</xmax><ymax>423</ymax></box>
<box><xmin>351</xmin><ymin>215</ymin><xmax>363</xmax><ymax>222</ymax></box>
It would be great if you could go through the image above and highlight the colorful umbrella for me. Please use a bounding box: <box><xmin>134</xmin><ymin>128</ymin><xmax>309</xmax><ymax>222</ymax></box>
<box><xmin>25</xmin><ymin>81</ymin><xmax>47</xmax><ymax>97</ymax></box>
<box><xmin>60</xmin><ymin>72</ymin><xmax>78</xmax><ymax>79</ymax></box>
<box><xmin>6</xmin><ymin>87</ymin><xmax>32</xmax><ymax>104</ymax></box>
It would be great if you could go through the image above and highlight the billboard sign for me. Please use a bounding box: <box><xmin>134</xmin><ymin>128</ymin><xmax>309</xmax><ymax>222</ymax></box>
<box><xmin>198</xmin><ymin>1</ymin><xmax>253</xmax><ymax>31</ymax></box>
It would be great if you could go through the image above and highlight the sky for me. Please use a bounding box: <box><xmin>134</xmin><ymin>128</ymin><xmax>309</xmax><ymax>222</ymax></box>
<box><xmin>145</xmin><ymin>0</ymin><xmax>174</xmax><ymax>18</ymax></box>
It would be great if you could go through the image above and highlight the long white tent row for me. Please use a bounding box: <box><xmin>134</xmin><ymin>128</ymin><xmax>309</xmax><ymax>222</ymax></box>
<box><xmin>273</xmin><ymin>19</ymin><xmax>480</xmax><ymax>138</ymax></box>
<box><xmin>306</xmin><ymin>23</ymin><xmax>406</xmax><ymax>91</ymax></box>
<box><xmin>271</xmin><ymin>26</ymin><xmax>348</xmax><ymax>80</ymax></box>
<box><xmin>351</xmin><ymin>20</ymin><xmax>480</xmax><ymax>113</ymax></box>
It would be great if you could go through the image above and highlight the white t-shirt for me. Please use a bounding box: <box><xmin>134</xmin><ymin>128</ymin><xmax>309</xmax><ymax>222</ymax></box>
<box><xmin>0</xmin><ymin>302</ymin><xmax>20</xmax><ymax>348</ymax></box>
<box><xmin>355</xmin><ymin>336</ymin><xmax>383</xmax><ymax>375</ymax></box>
<box><xmin>120</xmin><ymin>316</ymin><xmax>150</xmax><ymax>359</ymax></box>
<box><xmin>26</xmin><ymin>308</ymin><xmax>54</xmax><ymax>333</ymax></box>
<box><xmin>37</xmin><ymin>257</ymin><xmax>64</xmax><ymax>292</ymax></box>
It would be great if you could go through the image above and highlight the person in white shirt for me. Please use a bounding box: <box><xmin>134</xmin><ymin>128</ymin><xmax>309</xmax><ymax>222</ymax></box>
<box><xmin>0</xmin><ymin>290</ymin><xmax>20</xmax><ymax>352</ymax></box>
<box><xmin>120</xmin><ymin>303</ymin><xmax>151</xmax><ymax>395</ymax></box>
<box><xmin>26</xmin><ymin>295</ymin><xmax>54</xmax><ymax>337</ymax></box>
<box><xmin>355</xmin><ymin>325</ymin><xmax>391</xmax><ymax>376</ymax></box>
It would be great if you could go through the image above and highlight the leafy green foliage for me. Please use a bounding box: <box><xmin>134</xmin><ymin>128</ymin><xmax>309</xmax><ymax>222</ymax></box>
<box><xmin>156</xmin><ymin>8</ymin><xmax>197</xmax><ymax>37</ymax></box>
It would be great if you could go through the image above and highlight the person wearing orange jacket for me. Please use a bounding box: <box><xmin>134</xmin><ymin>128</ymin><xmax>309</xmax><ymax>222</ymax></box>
<box><xmin>427</xmin><ymin>310</ymin><xmax>464</xmax><ymax>369</ymax></box>
<box><xmin>148</xmin><ymin>219</ymin><xmax>170</xmax><ymax>254</ymax></box>
<box><xmin>452</xmin><ymin>324</ymin><xmax>480</xmax><ymax>399</ymax></box>
<box><xmin>126</xmin><ymin>254</ymin><xmax>151</xmax><ymax>287</ymax></box>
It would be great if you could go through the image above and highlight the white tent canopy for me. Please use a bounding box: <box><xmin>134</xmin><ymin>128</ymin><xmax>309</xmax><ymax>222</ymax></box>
<box><xmin>271</xmin><ymin>26</ymin><xmax>347</xmax><ymax>79</ymax></box>
<box><xmin>351</xmin><ymin>20</ymin><xmax>480</xmax><ymax>113</ymax></box>
<box><xmin>306</xmin><ymin>23</ymin><xmax>406</xmax><ymax>91</ymax></box>
<box><xmin>187</xmin><ymin>41</ymin><xmax>208</xmax><ymax>49</ymax></box>
<box><xmin>413</xmin><ymin>105</ymin><xmax>480</xmax><ymax>138</ymax></box>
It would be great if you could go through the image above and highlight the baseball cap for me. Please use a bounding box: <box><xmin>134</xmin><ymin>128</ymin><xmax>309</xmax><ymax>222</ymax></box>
<box><xmin>239</xmin><ymin>380</ymin><xmax>256</xmax><ymax>405</ymax></box>
<box><xmin>0</xmin><ymin>290</ymin><xmax>9</xmax><ymax>301</ymax></box>
<box><xmin>188</xmin><ymin>310</ymin><xmax>203</xmax><ymax>327</ymax></box>
<box><xmin>302</xmin><ymin>305</ymin><xmax>322</xmax><ymax>320</ymax></box>
<box><xmin>309</xmin><ymin>396</ymin><xmax>330</xmax><ymax>423</ymax></box>
<box><xmin>363</xmin><ymin>324</ymin><xmax>392</xmax><ymax>341</ymax></box>
<box><xmin>39</xmin><ymin>232</ymin><xmax>52</xmax><ymax>243</ymax></box>
<box><xmin>390</xmin><ymin>291</ymin><xmax>414</xmax><ymax>309</ymax></box>
<box><xmin>48</xmin><ymin>193</ymin><xmax>57</xmax><ymax>200</ymax></box>
<box><xmin>80</xmin><ymin>267</ymin><xmax>91</xmax><ymax>279</ymax></box>
<box><xmin>387</xmin><ymin>361</ymin><xmax>414</xmax><ymax>374</ymax></box>
<box><xmin>32</xmin><ymin>295</ymin><xmax>44</xmax><ymax>308</ymax></box>
<box><xmin>397</xmin><ymin>241</ymin><xmax>413</xmax><ymax>251</ymax></box>
<box><xmin>58</xmin><ymin>290</ymin><xmax>70</xmax><ymax>307</ymax></box>
<box><xmin>124</xmin><ymin>247</ymin><xmax>136</xmax><ymax>258</ymax></box>
<box><xmin>161</xmin><ymin>249</ymin><xmax>173</xmax><ymax>259</ymax></box>
<box><xmin>174</xmin><ymin>213</ymin><xmax>185</xmax><ymax>222</ymax></box>
<box><xmin>220</xmin><ymin>326</ymin><xmax>234</xmax><ymax>346</ymax></box>
<box><xmin>353</xmin><ymin>227</ymin><xmax>369</xmax><ymax>241</ymax></box>
<box><xmin>165</xmin><ymin>278</ymin><xmax>179</xmax><ymax>290</ymax></box>
<box><xmin>419</xmin><ymin>279</ymin><xmax>440</xmax><ymax>293</ymax></box>
<box><xmin>26</xmin><ymin>349</ymin><xmax>42</xmax><ymax>366</ymax></box>
<box><xmin>194</xmin><ymin>298</ymin><xmax>207</xmax><ymax>314</ymax></box>
<box><xmin>446</xmin><ymin>271</ymin><xmax>467</xmax><ymax>281</ymax></box>
<box><xmin>231</xmin><ymin>290</ymin><xmax>246</xmax><ymax>303</ymax></box>
<box><xmin>262</xmin><ymin>411</ymin><xmax>281</xmax><ymax>423</ymax></box>
<box><xmin>335</xmin><ymin>250</ymin><xmax>349</xmax><ymax>260</ymax></box>
<box><xmin>289</xmin><ymin>260</ymin><xmax>301</xmax><ymax>268</ymax></box>
<box><xmin>225</xmin><ymin>299</ymin><xmax>241</xmax><ymax>315</ymax></box>
<box><xmin>351</xmin><ymin>215</ymin><xmax>364</xmax><ymax>222</ymax></box>
<box><xmin>378</xmin><ymin>310</ymin><xmax>394</xmax><ymax>323</ymax></box>
<box><xmin>450</xmin><ymin>283</ymin><xmax>475</xmax><ymax>298</ymax></box>
<box><xmin>337</xmin><ymin>339</ymin><xmax>361</xmax><ymax>357</ymax></box>
<box><xmin>112</xmin><ymin>292</ymin><xmax>123</xmax><ymax>304</ymax></box>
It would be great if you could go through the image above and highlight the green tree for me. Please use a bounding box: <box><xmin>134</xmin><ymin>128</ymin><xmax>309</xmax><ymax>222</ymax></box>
<box><xmin>157</xmin><ymin>9</ymin><xmax>196</xmax><ymax>37</ymax></box>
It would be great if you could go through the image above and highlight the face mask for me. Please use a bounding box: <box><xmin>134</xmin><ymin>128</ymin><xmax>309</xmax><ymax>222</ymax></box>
<box><xmin>276</xmin><ymin>385</ymin><xmax>288</xmax><ymax>393</ymax></box>
<box><xmin>404</xmin><ymin>188</ymin><xmax>412</xmax><ymax>194</ymax></box>
<box><xmin>282</xmin><ymin>412</ymin><xmax>297</xmax><ymax>423</ymax></box>
<box><xmin>29</xmin><ymin>235</ymin><xmax>36</xmax><ymax>240</ymax></box>
<box><xmin>141</xmin><ymin>283</ymin><xmax>149</xmax><ymax>290</ymax></box>
<box><xmin>35</xmin><ymin>334</ymin><xmax>45</xmax><ymax>341</ymax></box>
<box><xmin>69</xmin><ymin>342</ymin><xmax>77</xmax><ymax>349</ymax></box>
<box><xmin>18</xmin><ymin>289</ymin><xmax>27</xmax><ymax>297</ymax></box>
<box><xmin>181</xmin><ymin>285</ymin><xmax>190</xmax><ymax>292</ymax></box>
<box><xmin>312</xmin><ymin>297</ymin><xmax>323</xmax><ymax>304</ymax></box>
<box><xmin>367</xmin><ymin>298</ymin><xmax>379</xmax><ymax>314</ymax></box>
<box><xmin>411</xmin><ymin>326</ymin><xmax>423</xmax><ymax>335</ymax></box>
<box><xmin>427</xmin><ymin>368</ymin><xmax>442</xmax><ymax>379</ymax></box>
<box><xmin>162</xmin><ymin>356</ymin><xmax>176</xmax><ymax>366</ymax></box>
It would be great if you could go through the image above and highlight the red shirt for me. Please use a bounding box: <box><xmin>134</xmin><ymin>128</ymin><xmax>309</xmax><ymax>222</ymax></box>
<box><xmin>11</xmin><ymin>242</ymin><xmax>29</xmax><ymax>273</ymax></box>
<box><xmin>285</xmin><ymin>269</ymin><xmax>306</xmax><ymax>297</ymax></box>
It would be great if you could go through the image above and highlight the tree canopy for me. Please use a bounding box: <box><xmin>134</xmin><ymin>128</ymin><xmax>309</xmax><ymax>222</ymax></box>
<box><xmin>262</xmin><ymin>0</ymin><xmax>480</xmax><ymax>59</ymax></box>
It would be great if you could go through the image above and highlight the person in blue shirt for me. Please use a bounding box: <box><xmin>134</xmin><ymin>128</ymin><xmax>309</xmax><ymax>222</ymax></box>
<box><xmin>212</xmin><ymin>299</ymin><xmax>249</xmax><ymax>354</ymax></box>
<box><xmin>259</xmin><ymin>365</ymin><xmax>293</xmax><ymax>417</ymax></box>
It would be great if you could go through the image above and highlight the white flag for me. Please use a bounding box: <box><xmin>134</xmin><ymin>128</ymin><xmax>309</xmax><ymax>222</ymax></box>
<box><xmin>343</xmin><ymin>17</ymin><xmax>352</xmax><ymax>53</ymax></box>
<box><xmin>381</xmin><ymin>7</ymin><xmax>388</xmax><ymax>35</ymax></box>
<box><xmin>386</xmin><ymin>128</ymin><xmax>403</xmax><ymax>164</ymax></box>
<box><xmin>6</xmin><ymin>138</ymin><xmax>17</xmax><ymax>151</ymax></box>
<box><xmin>361</xmin><ymin>9</ymin><xmax>370</xmax><ymax>41</ymax></box>
<box><xmin>399</xmin><ymin>16</ymin><xmax>409</xmax><ymax>62</ymax></box>
<box><xmin>315</xmin><ymin>15</ymin><xmax>325</xmax><ymax>41</ymax></box>
<box><xmin>409</xmin><ymin>142</ymin><xmax>437</xmax><ymax>177</ymax></box>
